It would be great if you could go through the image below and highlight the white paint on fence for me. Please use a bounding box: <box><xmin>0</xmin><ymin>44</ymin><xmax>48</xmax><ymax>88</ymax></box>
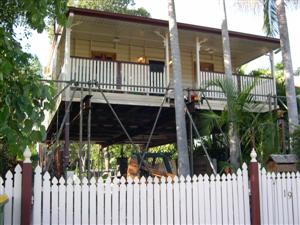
<box><xmin>33</xmin><ymin>166</ymin><xmax>42</xmax><ymax>225</ymax></box>
<box><xmin>13</xmin><ymin>165</ymin><xmax>22</xmax><ymax>225</ymax></box>
<box><xmin>82</xmin><ymin>178</ymin><xmax>89</xmax><ymax>225</ymax></box>
<box><xmin>90</xmin><ymin>177</ymin><xmax>97</xmax><ymax>225</ymax></box>
<box><xmin>0</xmin><ymin>177</ymin><xmax>3</xmax><ymax>195</ymax></box>
<box><xmin>119</xmin><ymin>177</ymin><xmax>126</xmax><ymax>224</ymax></box>
<box><xmin>146</xmin><ymin>176</ymin><xmax>154</xmax><ymax>224</ymax></box>
<box><xmin>58</xmin><ymin>177</ymin><xmax>66</xmax><ymax>225</ymax></box>
<box><xmin>259</xmin><ymin>167</ymin><xmax>300</xmax><ymax>225</ymax></box>
<box><xmin>43</xmin><ymin>172</ymin><xmax>51</xmax><ymax>225</ymax></box>
<box><xmin>4</xmin><ymin>171</ymin><xmax>13</xmax><ymax>225</ymax></box>
<box><xmin>74</xmin><ymin>177</ymin><xmax>81</xmax><ymax>224</ymax></box>
<box><xmin>2</xmin><ymin>166</ymin><xmax>22</xmax><ymax>225</ymax></box>
<box><xmin>66</xmin><ymin>177</ymin><xmax>73</xmax><ymax>224</ymax></box>
<box><xmin>5</xmin><ymin>163</ymin><xmax>300</xmax><ymax>225</ymax></box>
<box><xmin>51</xmin><ymin>177</ymin><xmax>59</xmax><ymax>225</ymax></box>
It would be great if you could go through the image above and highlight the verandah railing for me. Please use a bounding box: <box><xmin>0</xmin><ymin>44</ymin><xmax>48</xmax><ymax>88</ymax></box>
<box><xmin>70</xmin><ymin>57</ymin><xmax>167</xmax><ymax>94</ymax></box>
<box><xmin>199</xmin><ymin>71</ymin><xmax>276</xmax><ymax>103</ymax></box>
<box><xmin>69</xmin><ymin>57</ymin><xmax>275</xmax><ymax>101</ymax></box>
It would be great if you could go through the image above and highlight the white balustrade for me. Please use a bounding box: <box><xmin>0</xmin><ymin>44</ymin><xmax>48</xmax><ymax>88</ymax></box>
<box><xmin>70</xmin><ymin>57</ymin><xmax>166</xmax><ymax>94</ymax></box>
<box><xmin>199</xmin><ymin>71</ymin><xmax>275</xmax><ymax>103</ymax></box>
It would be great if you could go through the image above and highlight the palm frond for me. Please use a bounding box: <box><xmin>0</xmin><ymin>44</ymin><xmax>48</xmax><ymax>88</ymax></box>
<box><xmin>263</xmin><ymin>0</ymin><xmax>278</xmax><ymax>36</ymax></box>
<box><xmin>199</xmin><ymin>111</ymin><xmax>221</xmax><ymax>135</ymax></box>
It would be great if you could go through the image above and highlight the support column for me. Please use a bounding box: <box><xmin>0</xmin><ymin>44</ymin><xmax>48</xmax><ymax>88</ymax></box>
<box><xmin>87</xmin><ymin>87</ymin><xmax>92</xmax><ymax>180</ymax></box>
<box><xmin>269</xmin><ymin>51</ymin><xmax>277</xmax><ymax>109</ymax></box>
<box><xmin>165</xmin><ymin>33</ymin><xmax>170</xmax><ymax>86</ymax></box>
<box><xmin>64</xmin><ymin>101</ymin><xmax>70</xmax><ymax>177</ymax></box>
<box><xmin>64</xmin><ymin>25</ymin><xmax>72</xmax><ymax>99</ymax></box>
<box><xmin>21</xmin><ymin>147</ymin><xmax>32</xmax><ymax>225</ymax></box>
<box><xmin>250</xmin><ymin>149</ymin><xmax>261</xmax><ymax>225</ymax></box>
<box><xmin>196</xmin><ymin>37</ymin><xmax>201</xmax><ymax>90</ymax></box>
<box><xmin>63</xmin><ymin>14</ymin><xmax>73</xmax><ymax>177</ymax></box>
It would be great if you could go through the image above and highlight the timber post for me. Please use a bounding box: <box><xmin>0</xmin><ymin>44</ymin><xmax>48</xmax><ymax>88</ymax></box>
<box><xmin>250</xmin><ymin>148</ymin><xmax>261</xmax><ymax>225</ymax></box>
<box><xmin>21</xmin><ymin>146</ymin><xmax>32</xmax><ymax>225</ymax></box>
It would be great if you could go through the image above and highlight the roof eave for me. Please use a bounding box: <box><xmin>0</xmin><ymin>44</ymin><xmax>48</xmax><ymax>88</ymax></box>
<box><xmin>67</xmin><ymin>7</ymin><xmax>280</xmax><ymax>45</ymax></box>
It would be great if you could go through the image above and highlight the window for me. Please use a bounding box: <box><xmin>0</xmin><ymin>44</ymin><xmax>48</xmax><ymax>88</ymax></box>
<box><xmin>200</xmin><ymin>62</ymin><xmax>214</xmax><ymax>72</ymax></box>
<box><xmin>149</xmin><ymin>60</ymin><xmax>165</xmax><ymax>73</ymax></box>
<box><xmin>91</xmin><ymin>51</ymin><xmax>116</xmax><ymax>61</ymax></box>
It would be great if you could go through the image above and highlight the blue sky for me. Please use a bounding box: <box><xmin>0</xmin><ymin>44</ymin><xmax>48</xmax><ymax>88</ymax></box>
<box><xmin>24</xmin><ymin>0</ymin><xmax>300</xmax><ymax>72</ymax></box>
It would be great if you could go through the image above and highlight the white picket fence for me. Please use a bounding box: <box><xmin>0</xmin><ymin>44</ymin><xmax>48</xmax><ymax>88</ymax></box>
<box><xmin>1</xmin><ymin>164</ymin><xmax>300</xmax><ymax>225</ymax></box>
<box><xmin>0</xmin><ymin>165</ymin><xmax>22</xmax><ymax>225</ymax></box>
<box><xmin>30</xmin><ymin>164</ymin><xmax>250</xmax><ymax>225</ymax></box>
<box><xmin>259</xmin><ymin>168</ymin><xmax>300</xmax><ymax>225</ymax></box>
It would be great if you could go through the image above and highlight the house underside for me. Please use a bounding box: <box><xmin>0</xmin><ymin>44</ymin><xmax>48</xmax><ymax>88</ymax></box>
<box><xmin>47</xmin><ymin>101</ymin><xmax>177</xmax><ymax>147</ymax></box>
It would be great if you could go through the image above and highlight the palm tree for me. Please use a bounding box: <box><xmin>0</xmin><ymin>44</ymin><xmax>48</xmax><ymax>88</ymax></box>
<box><xmin>237</xmin><ymin>0</ymin><xmax>299</xmax><ymax>135</ymax></box>
<box><xmin>203</xmin><ymin>78</ymin><xmax>280</xmax><ymax>165</ymax></box>
<box><xmin>220</xmin><ymin>0</ymin><xmax>241</xmax><ymax>168</ymax></box>
<box><xmin>167</xmin><ymin>0</ymin><xmax>190</xmax><ymax>176</ymax></box>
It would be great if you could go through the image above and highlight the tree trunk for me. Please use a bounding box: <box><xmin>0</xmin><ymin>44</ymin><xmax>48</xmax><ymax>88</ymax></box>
<box><xmin>229</xmin><ymin>123</ymin><xmax>241</xmax><ymax>167</ymax></box>
<box><xmin>167</xmin><ymin>0</ymin><xmax>190</xmax><ymax>176</ymax></box>
<box><xmin>275</xmin><ymin>0</ymin><xmax>299</xmax><ymax>134</ymax></box>
<box><xmin>221</xmin><ymin>0</ymin><xmax>241</xmax><ymax>168</ymax></box>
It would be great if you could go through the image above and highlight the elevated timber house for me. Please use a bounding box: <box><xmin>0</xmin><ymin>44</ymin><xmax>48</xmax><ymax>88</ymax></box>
<box><xmin>45</xmin><ymin>7</ymin><xmax>280</xmax><ymax>151</ymax></box>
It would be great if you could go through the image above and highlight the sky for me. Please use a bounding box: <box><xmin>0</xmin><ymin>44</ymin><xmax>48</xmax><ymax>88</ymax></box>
<box><xmin>25</xmin><ymin>0</ymin><xmax>300</xmax><ymax>72</ymax></box>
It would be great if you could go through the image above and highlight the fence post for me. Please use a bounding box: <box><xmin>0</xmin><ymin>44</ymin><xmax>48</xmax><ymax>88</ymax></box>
<box><xmin>250</xmin><ymin>148</ymin><xmax>260</xmax><ymax>225</ymax></box>
<box><xmin>21</xmin><ymin>146</ymin><xmax>32</xmax><ymax>225</ymax></box>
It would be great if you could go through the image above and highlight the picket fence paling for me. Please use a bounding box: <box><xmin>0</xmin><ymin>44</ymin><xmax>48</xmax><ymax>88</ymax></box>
<box><xmin>0</xmin><ymin>166</ymin><xmax>22</xmax><ymax>225</ymax></box>
<box><xmin>259</xmin><ymin>167</ymin><xmax>300</xmax><ymax>225</ymax></box>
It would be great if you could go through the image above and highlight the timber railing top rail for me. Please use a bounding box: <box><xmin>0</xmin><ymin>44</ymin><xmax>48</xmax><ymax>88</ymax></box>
<box><xmin>70</xmin><ymin>56</ymin><xmax>151</xmax><ymax>66</ymax></box>
<box><xmin>201</xmin><ymin>70</ymin><xmax>274</xmax><ymax>80</ymax></box>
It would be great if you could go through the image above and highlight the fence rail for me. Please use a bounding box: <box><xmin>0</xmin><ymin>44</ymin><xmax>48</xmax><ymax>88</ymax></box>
<box><xmin>199</xmin><ymin>71</ymin><xmax>275</xmax><ymax>103</ymax></box>
<box><xmin>2</xmin><ymin>163</ymin><xmax>300</xmax><ymax>224</ymax></box>
<box><xmin>70</xmin><ymin>57</ymin><xmax>166</xmax><ymax>94</ymax></box>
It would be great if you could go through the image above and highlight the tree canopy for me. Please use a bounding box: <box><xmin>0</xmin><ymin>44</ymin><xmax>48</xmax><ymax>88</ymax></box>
<box><xmin>73</xmin><ymin>0</ymin><xmax>150</xmax><ymax>17</ymax></box>
<box><xmin>0</xmin><ymin>0</ymin><xmax>67</xmax><ymax>169</ymax></box>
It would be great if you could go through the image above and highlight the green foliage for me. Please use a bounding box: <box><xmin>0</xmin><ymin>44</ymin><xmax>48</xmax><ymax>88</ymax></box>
<box><xmin>66</xmin><ymin>143</ymin><xmax>177</xmax><ymax>175</ymax></box>
<box><xmin>249</xmin><ymin>68</ymin><xmax>271</xmax><ymax>77</ymax></box>
<box><xmin>0</xmin><ymin>0</ymin><xmax>67</xmax><ymax>159</ymax></box>
<box><xmin>73</xmin><ymin>0</ymin><xmax>150</xmax><ymax>17</ymax></box>
<box><xmin>262</xmin><ymin>0</ymin><xmax>299</xmax><ymax>37</ymax></box>
<box><xmin>292</xmin><ymin>125</ymin><xmax>300</xmax><ymax>153</ymax></box>
<box><xmin>68</xmin><ymin>143</ymin><xmax>102</xmax><ymax>173</ymax></box>
<box><xmin>295</xmin><ymin>67</ymin><xmax>300</xmax><ymax>76</ymax></box>
<box><xmin>275</xmin><ymin>62</ymin><xmax>300</xmax><ymax>113</ymax></box>
<box><xmin>236</xmin><ymin>66</ymin><xmax>246</xmax><ymax>75</ymax></box>
<box><xmin>149</xmin><ymin>144</ymin><xmax>177</xmax><ymax>159</ymax></box>
<box><xmin>201</xmin><ymin>78</ymin><xmax>280</xmax><ymax>165</ymax></box>
<box><xmin>107</xmin><ymin>144</ymin><xmax>134</xmax><ymax>169</ymax></box>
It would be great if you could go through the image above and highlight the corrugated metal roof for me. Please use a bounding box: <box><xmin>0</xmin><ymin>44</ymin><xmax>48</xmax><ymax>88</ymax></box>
<box><xmin>268</xmin><ymin>154</ymin><xmax>299</xmax><ymax>164</ymax></box>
